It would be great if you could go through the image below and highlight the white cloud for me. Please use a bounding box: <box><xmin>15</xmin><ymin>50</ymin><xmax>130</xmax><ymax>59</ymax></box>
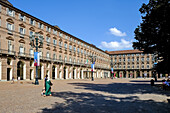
<box><xmin>100</xmin><ymin>39</ymin><xmax>133</xmax><ymax>50</ymax></box>
<box><xmin>109</xmin><ymin>27</ymin><xmax>126</xmax><ymax>37</ymax></box>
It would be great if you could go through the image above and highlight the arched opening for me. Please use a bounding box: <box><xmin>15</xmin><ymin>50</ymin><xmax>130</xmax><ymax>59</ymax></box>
<box><xmin>73</xmin><ymin>68</ymin><xmax>75</xmax><ymax>79</ymax></box>
<box><xmin>123</xmin><ymin>71</ymin><xmax>126</xmax><ymax>78</ymax></box>
<box><xmin>52</xmin><ymin>65</ymin><xmax>55</xmax><ymax>79</ymax></box>
<box><xmin>136</xmin><ymin>70</ymin><xmax>140</xmax><ymax>78</ymax></box>
<box><xmin>64</xmin><ymin>67</ymin><xmax>66</xmax><ymax>79</ymax></box>
<box><xmin>80</xmin><ymin>69</ymin><xmax>82</xmax><ymax>79</ymax></box>
<box><xmin>17</xmin><ymin>61</ymin><xmax>23</xmax><ymax>80</ymax></box>
<box><xmin>37</xmin><ymin>63</ymin><xmax>42</xmax><ymax>79</ymax></box>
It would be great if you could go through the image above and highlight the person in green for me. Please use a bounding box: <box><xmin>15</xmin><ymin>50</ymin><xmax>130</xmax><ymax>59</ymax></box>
<box><xmin>44</xmin><ymin>77</ymin><xmax>52</xmax><ymax>97</ymax></box>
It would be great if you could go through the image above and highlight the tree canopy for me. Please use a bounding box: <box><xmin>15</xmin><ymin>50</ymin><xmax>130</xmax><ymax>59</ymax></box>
<box><xmin>133</xmin><ymin>0</ymin><xmax>170</xmax><ymax>73</ymax></box>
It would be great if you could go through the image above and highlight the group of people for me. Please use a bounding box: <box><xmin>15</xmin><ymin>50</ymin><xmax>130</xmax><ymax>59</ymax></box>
<box><xmin>162</xmin><ymin>76</ymin><xmax>170</xmax><ymax>87</ymax></box>
<box><xmin>41</xmin><ymin>75</ymin><xmax>53</xmax><ymax>97</ymax></box>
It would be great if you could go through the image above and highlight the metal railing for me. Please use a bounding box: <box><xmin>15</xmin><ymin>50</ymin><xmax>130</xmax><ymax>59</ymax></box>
<box><xmin>0</xmin><ymin>49</ymin><xmax>16</xmax><ymax>56</ymax></box>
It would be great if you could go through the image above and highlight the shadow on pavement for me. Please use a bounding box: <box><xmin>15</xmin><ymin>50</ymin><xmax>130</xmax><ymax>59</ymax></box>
<box><xmin>41</xmin><ymin>91</ymin><xmax>170</xmax><ymax>113</ymax></box>
<box><xmin>130</xmin><ymin>80</ymin><xmax>162</xmax><ymax>83</ymax></box>
<box><xmin>68</xmin><ymin>82</ymin><xmax>170</xmax><ymax>97</ymax></box>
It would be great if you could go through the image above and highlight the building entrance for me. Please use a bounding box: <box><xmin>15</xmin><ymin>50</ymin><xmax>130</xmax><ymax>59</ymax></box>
<box><xmin>17</xmin><ymin>61</ymin><xmax>23</xmax><ymax>80</ymax></box>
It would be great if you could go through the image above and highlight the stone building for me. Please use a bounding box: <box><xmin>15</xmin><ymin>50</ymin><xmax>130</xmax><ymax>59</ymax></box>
<box><xmin>107</xmin><ymin>50</ymin><xmax>155</xmax><ymax>78</ymax></box>
<box><xmin>0</xmin><ymin>0</ymin><xmax>110</xmax><ymax>81</ymax></box>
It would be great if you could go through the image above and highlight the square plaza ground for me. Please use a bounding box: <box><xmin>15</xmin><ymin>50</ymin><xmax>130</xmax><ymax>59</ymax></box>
<box><xmin>0</xmin><ymin>78</ymin><xmax>170</xmax><ymax>113</ymax></box>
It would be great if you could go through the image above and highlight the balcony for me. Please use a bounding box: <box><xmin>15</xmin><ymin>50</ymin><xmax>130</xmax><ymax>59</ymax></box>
<box><xmin>0</xmin><ymin>49</ymin><xmax>16</xmax><ymax>56</ymax></box>
<box><xmin>18</xmin><ymin>52</ymin><xmax>25</xmax><ymax>57</ymax></box>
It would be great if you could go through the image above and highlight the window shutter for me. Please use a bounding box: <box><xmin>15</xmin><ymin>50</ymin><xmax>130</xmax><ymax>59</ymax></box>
<box><xmin>12</xmin><ymin>24</ymin><xmax>14</xmax><ymax>31</ymax></box>
<box><xmin>49</xmin><ymin>28</ymin><xmax>51</xmax><ymax>32</ymax></box>
<box><xmin>13</xmin><ymin>11</ymin><xmax>15</xmax><ymax>17</ymax></box>
<box><xmin>24</xmin><ymin>16</ymin><xmax>26</xmax><ymax>22</ymax></box>
<box><xmin>29</xmin><ymin>18</ymin><xmax>31</xmax><ymax>24</ymax></box>
<box><xmin>19</xmin><ymin>14</ymin><xmax>21</xmax><ymax>19</ymax></box>
<box><xmin>23</xmin><ymin>28</ymin><xmax>25</xmax><ymax>34</ymax></box>
<box><xmin>42</xmin><ymin>24</ymin><xmax>44</xmax><ymax>29</ymax></box>
<box><xmin>6</xmin><ymin>8</ymin><xmax>9</xmax><ymax>15</ymax></box>
<box><xmin>33</xmin><ymin>20</ymin><xmax>35</xmax><ymax>26</ymax></box>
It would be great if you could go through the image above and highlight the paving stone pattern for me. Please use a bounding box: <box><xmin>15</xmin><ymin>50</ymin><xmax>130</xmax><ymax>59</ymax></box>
<box><xmin>0</xmin><ymin>78</ymin><xmax>170</xmax><ymax>113</ymax></box>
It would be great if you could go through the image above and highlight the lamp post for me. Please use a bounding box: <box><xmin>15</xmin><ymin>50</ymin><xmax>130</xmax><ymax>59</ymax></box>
<box><xmin>30</xmin><ymin>32</ymin><xmax>43</xmax><ymax>85</ymax></box>
<box><xmin>110</xmin><ymin>56</ymin><xmax>114</xmax><ymax>78</ymax></box>
<box><xmin>89</xmin><ymin>54</ymin><xmax>96</xmax><ymax>81</ymax></box>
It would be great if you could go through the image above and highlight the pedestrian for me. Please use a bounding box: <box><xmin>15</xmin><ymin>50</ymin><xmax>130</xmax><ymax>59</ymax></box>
<box><xmin>11</xmin><ymin>76</ymin><xmax>14</xmax><ymax>84</ymax></box>
<box><xmin>18</xmin><ymin>76</ymin><xmax>20</xmax><ymax>84</ymax></box>
<box><xmin>44</xmin><ymin>75</ymin><xmax>48</xmax><ymax>92</ymax></box>
<box><xmin>44</xmin><ymin>76</ymin><xmax>52</xmax><ymax>97</ymax></box>
<box><xmin>144</xmin><ymin>73</ymin><xmax>147</xmax><ymax>79</ymax></box>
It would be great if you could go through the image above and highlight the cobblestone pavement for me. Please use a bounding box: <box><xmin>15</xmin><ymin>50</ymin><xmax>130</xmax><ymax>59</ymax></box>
<box><xmin>0</xmin><ymin>78</ymin><xmax>170</xmax><ymax>113</ymax></box>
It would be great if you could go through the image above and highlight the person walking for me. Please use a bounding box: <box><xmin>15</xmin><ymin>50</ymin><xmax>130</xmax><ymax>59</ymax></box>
<box><xmin>44</xmin><ymin>75</ymin><xmax>48</xmax><ymax>92</ymax></box>
<box><xmin>44</xmin><ymin>76</ymin><xmax>52</xmax><ymax>97</ymax></box>
<box><xmin>144</xmin><ymin>73</ymin><xmax>147</xmax><ymax>79</ymax></box>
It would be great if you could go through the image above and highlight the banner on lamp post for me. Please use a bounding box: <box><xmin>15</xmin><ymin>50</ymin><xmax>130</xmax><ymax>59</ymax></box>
<box><xmin>34</xmin><ymin>52</ymin><xmax>40</xmax><ymax>66</ymax></box>
<box><xmin>91</xmin><ymin>64</ymin><xmax>94</xmax><ymax>72</ymax></box>
<box><xmin>111</xmin><ymin>68</ymin><xmax>113</xmax><ymax>73</ymax></box>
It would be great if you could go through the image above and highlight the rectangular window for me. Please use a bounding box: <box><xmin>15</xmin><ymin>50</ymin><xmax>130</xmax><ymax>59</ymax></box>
<box><xmin>53</xmin><ymin>29</ymin><xmax>57</xmax><ymax>35</ymax></box>
<box><xmin>77</xmin><ymin>48</ymin><xmax>80</xmax><ymax>53</ymax></box>
<box><xmin>59</xmin><ymin>41</ymin><xmax>62</xmax><ymax>48</ymax></box>
<box><xmin>30</xmin><ymin>49</ymin><xmax>33</xmax><ymax>56</ymax></box>
<box><xmin>59</xmin><ymin>32</ymin><xmax>63</xmax><ymax>37</ymax></box>
<box><xmin>19</xmin><ymin>14</ymin><xmax>26</xmax><ymax>21</ymax></box>
<box><xmin>29</xmin><ymin>31</ymin><xmax>34</xmax><ymax>37</ymax></box>
<box><xmin>53</xmin><ymin>39</ymin><xmax>57</xmax><ymax>45</ymax></box>
<box><xmin>8</xmin><ymin>40</ymin><xmax>12</xmax><ymax>51</ymax></box>
<box><xmin>19</xmin><ymin>27</ymin><xmax>25</xmax><ymax>34</ymax></box>
<box><xmin>7</xmin><ymin>8</ymin><xmax>15</xmax><ymax>17</ymax></box>
<box><xmin>38</xmin><ymin>23</ymin><xmax>44</xmax><ymax>29</ymax></box>
<box><xmin>46</xmin><ymin>26</ymin><xmax>51</xmax><ymax>32</ymax></box>
<box><xmin>65</xmin><ymin>35</ymin><xmax>68</xmax><ymax>40</ymax></box>
<box><xmin>147</xmin><ymin>65</ymin><xmax>150</xmax><ymax>69</ymax></box>
<box><xmin>64</xmin><ymin>43</ymin><xmax>67</xmax><ymax>49</ymax></box>
<box><xmin>69</xmin><ymin>45</ymin><xmax>72</xmax><ymax>51</ymax></box>
<box><xmin>70</xmin><ymin>37</ymin><xmax>72</xmax><ymax>41</ymax></box>
<box><xmin>29</xmin><ymin>18</ymin><xmax>35</xmax><ymax>26</ymax></box>
<box><xmin>7</xmin><ymin>23</ymin><xmax>13</xmax><ymax>31</ymax></box>
<box><xmin>19</xmin><ymin>46</ymin><xmax>24</xmax><ymax>54</ymax></box>
<box><xmin>46</xmin><ymin>37</ymin><xmax>51</xmax><ymax>44</ymax></box>
<box><xmin>74</xmin><ymin>46</ymin><xmax>76</xmax><ymax>52</ymax></box>
<box><xmin>53</xmin><ymin>54</ymin><xmax>56</xmax><ymax>60</ymax></box>
<box><xmin>141</xmin><ymin>58</ymin><xmax>144</xmax><ymax>61</ymax></box>
<box><xmin>46</xmin><ymin>52</ymin><xmax>50</xmax><ymax>58</ymax></box>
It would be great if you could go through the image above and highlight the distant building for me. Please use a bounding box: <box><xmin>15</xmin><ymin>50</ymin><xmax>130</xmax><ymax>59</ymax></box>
<box><xmin>107</xmin><ymin>50</ymin><xmax>155</xmax><ymax>78</ymax></box>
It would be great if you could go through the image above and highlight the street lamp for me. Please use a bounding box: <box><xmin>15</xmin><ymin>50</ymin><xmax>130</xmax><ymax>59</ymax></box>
<box><xmin>89</xmin><ymin>54</ymin><xmax>96</xmax><ymax>81</ymax></box>
<box><xmin>110</xmin><ymin>56</ymin><xmax>114</xmax><ymax>78</ymax></box>
<box><xmin>30</xmin><ymin>32</ymin><xmax>43</xmax><ymax>85</ymax></box>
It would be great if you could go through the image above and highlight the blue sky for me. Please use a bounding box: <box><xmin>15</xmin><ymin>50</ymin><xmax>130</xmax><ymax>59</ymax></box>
<box><xmin>8</xmin><ymin>0</ymin><xmax>149</xmax><ymax>51</ymax></box>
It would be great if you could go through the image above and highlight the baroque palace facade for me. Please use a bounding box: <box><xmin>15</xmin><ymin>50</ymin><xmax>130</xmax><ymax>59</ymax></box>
<box><xmin>0</xmin><ymin>0</ymin><xmax>156</xmax><ymax>81</ymax></box>
<box><xmin>0</xmin><ymin>0</ymin><xmax>110</xmax><ymax>81</ymax></box>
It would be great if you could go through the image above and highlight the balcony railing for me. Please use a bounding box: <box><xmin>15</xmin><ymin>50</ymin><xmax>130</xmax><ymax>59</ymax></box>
<box><xmin>0</xmin><ymin>49</ymin><xmax>16</xmax><ymax>56</ymax></box>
